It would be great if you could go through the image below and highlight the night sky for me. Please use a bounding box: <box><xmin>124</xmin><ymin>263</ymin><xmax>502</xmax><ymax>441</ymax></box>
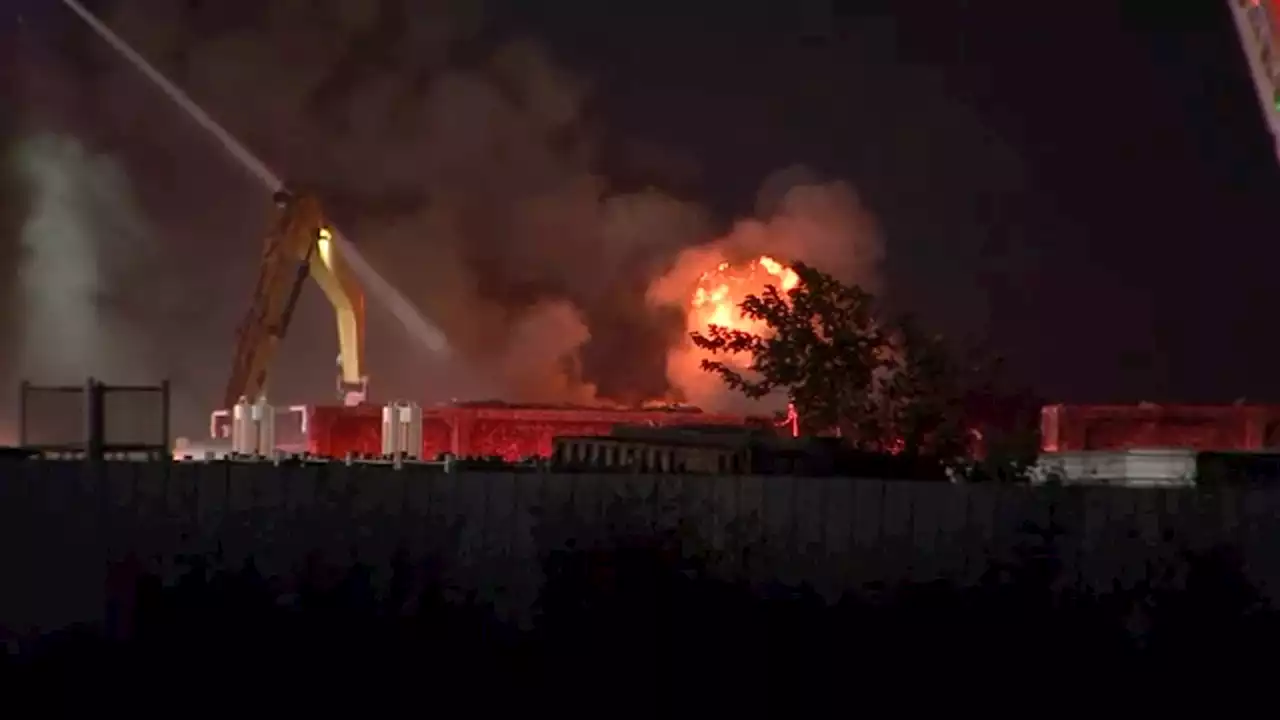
<box><xmin>505</xmin><ymin>0</ymin><xmax>1278</xmax><ymax>404</ymax></box>
<box><xmin>0</xmin><ymin>1</ymin><xmax>1276</xmax><ymax>436</ymax></box>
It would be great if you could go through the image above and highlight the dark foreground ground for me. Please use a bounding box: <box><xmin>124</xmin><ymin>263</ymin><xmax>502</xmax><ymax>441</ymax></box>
<box><xmin>0</xmin><ymin>537</ymin><xmax>1272</xmax><ymax>711</ymax></box>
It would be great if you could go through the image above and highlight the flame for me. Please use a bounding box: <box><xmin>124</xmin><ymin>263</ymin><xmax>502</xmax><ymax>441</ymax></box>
<box><xmin>688</xmin><ymin>255</ymin><xmax>798</xmax><ymax>336</ymax></box>
<box><xmin>655</xmin><ymin>252</ymin><xmax>801</xmax><ymax>412</ymax></box>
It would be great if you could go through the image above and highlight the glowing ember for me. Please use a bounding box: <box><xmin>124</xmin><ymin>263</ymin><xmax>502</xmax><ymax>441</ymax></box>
<box><xmin>689</xmin><ymin>255</ymin><xmax>799</xmax><ymax>336</ymax></box>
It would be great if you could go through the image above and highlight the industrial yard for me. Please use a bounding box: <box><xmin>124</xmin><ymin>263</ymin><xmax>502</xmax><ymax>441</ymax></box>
<box><xmin>6</xmin><ymin>5</ymin><xmax>1280</xmax><ymax>704</ymax></box>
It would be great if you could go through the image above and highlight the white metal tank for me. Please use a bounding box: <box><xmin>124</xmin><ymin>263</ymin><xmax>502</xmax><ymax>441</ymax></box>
<box><xmin>381</xmin><ymin>401</ymin><xmax>423</xmax><ymax>458</ymax></box>
<box><xmin>231</xmin><ymin>396</ymin><xmax>275</xmax><ymax>455</ymax></box>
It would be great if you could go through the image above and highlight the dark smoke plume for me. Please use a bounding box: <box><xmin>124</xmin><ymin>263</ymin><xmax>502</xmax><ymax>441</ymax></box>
<box><xmin>5</xmin><ymin>1</ymin><xmax>884</xmax><ymax>437</ymax></box>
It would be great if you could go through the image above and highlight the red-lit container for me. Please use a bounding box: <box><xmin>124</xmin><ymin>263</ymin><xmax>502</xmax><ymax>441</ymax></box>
<box><xmin>308</xmin><ymin>405</ymin><xmax>384</xmax><ymax>457</ymax></box>
<box><xmin>215</xmin><ymin>402</ymin><xmax>762</xmax><ymax>460</ymax></box>
<box><xmin>1040</xmin><ymin>404</ymin><xmax>1280</xmax><ymax>453</ymax></box>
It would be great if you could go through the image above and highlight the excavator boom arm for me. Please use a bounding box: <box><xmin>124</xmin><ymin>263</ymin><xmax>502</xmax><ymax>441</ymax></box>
<box><xmin>222</xmin><ymin>193</ymin><xmax>366</xmax><ymax>410</ymax></box>
<box><xmin>309</xmin><ymin>228</ymin><xmax>367</xmax><ymax>393</ymax></box>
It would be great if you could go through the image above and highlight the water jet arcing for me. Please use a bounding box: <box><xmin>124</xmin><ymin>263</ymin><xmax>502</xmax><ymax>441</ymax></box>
<box><xmin>57</xmin><ymin>0</ymin><xmax>450</xmax><ymax>357</ymax></box>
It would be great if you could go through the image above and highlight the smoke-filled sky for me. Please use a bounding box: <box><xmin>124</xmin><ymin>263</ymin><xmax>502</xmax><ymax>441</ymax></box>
<box><xmin>1</xmin><ymin>1</ymin><xmax>1278</xmax><ymax>439</ymax></box>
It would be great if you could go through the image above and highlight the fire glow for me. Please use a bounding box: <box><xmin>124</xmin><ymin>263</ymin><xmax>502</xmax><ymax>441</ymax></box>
<box><xmin>688</xmin><ymin>255</ymin><xmax>799</xmax><ymax>335</ymax></box>
<box><xmin>655</xmin><ymin>254</ymin><xmax>801</xmax><ymax>412</ymax></box>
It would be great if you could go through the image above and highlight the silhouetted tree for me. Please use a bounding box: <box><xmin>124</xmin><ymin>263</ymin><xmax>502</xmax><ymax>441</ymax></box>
<box><xmin>690</xmin><ymin>262</ymin><xmax>994</xmax><ymax>463</ymax></box>
<box><xmin>879</xmin><ymin>313</ymin><xmax>973</xmax><ymax>460</ymax></box>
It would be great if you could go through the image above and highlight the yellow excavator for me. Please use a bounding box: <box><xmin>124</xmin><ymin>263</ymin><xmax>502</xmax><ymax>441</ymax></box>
<box><xmin>221</xmin><ymin>189</ymin><xmax>368</xmax><ymax>410</ymax></box>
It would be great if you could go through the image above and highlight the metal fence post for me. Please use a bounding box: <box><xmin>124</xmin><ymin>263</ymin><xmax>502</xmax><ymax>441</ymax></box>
<box><xmin>17</xmin><ymin>380</ymin><xmax>29</xmax><ymax>446</ymax></box>
<box><xmin>84</xmin><ymin>377</ymin><xmax>105</xmax><ymax>463</ymax></box>
<box><xmin>159</xmin><ymin>379</ymin><xmax>171</xmax><ymax>461</ymax></box>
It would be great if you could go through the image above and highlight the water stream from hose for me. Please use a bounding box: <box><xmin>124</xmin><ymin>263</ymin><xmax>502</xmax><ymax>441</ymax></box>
<box><xmin>58</xmin><ymin>0</ymin><xmax>451</xmax><ymax>357</ymax></box>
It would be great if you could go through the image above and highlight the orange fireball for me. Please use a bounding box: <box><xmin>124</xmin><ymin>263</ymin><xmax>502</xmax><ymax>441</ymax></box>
<box><xmin>688</xmin><ymin>255</ymin><xmax>798</xmax><ymax>336</ymax></box>
<box><xmin>656</xmin><ymin>252</ymin><xmax>800</xmax><ymax>410</ymax></box>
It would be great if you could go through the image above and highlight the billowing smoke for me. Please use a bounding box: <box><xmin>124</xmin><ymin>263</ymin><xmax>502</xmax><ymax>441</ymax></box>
<box><xmin>501</xmin><ymin>300</ymin><xmax>597</xmax><ymax>405</ymax></box>
<box><xmin>8</xmin><ymin>2</ymin><xmax>883</xmax><ymax>436</ymax></box>
<box><xmin>0</xmin><ymin>131</ymin><xmax>182</xmax><ymax>445</ymax></box>
<box><xmin>11</xmin><ymin>133</ymin><xmax>156</xmax><ymax>382</ymax></box>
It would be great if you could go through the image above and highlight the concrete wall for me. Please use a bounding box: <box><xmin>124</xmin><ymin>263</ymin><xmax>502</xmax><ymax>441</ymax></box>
<box><xmin>1</xmin><ymin>458</ymin><xmax>1276</xmax><ymax>635</ymax></box>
